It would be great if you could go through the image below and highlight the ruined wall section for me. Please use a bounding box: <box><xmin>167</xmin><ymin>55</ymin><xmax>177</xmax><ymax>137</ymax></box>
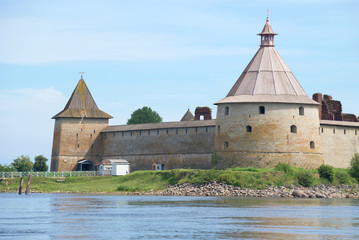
<box><xmin>101</xmin><ymin>125</ymin><xmax>215</xmax><ymax>171</ymax></box>
<box><xmin>214</xmin><ymin>103</ymin><xmax>323</xmax><ymax>169</ymax></box>
<box><xmin>320</xmin><ymin>123</ymin><xmax>359</xmax><ymax>168</ymax></box>
<box><xmin>51</xmin><ymin>118</ymin><xmax>108</xmax><ymax>171</ymax></box>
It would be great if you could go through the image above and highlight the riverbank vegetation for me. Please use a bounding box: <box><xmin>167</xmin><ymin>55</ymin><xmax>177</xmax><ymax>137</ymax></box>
<box><xmin>1</xmin><ymin>161</ymin><xmax>358</xmax><ymax>193</ymax></box>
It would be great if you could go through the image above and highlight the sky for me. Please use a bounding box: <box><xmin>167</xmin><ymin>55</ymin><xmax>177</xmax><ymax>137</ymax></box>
<box><xmin>0</xmin><ymin>0</ymin><xmax>358</xmax><ymax>165</ymax></box>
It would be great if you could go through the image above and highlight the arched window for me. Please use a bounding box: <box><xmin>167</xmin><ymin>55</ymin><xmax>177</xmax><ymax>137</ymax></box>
<box><xmin>224</xmin><ymin>141</ymin><xmax>229</xmax><ymax>148</ymax></box>
<box><xmin>299</xmin><ymin>106</ymin><xmax>304</xmax><ymax>115</ymax></box>
<box><xmin>290</xmin><ymin>125</ymin><xmax>297</xmax><ymax>133</ymax></box>
<box><xmin>310</xmin><ymin>141</ymin><xmax>315</xmax><ymax>149</ymax></box>
<box><xmin>259</xmin><ymin>106</ymin><xmax>265</xmax><ymax>114</ymax></box>
<box><xmin>225</xmin><ymin>106</ymin><xmax>229</xmax><ymax>116</ymax></box>
<box><xmin>246</xmin><ymin>126</ymin><xmax>252</xmax><ymax>133</ymax></box>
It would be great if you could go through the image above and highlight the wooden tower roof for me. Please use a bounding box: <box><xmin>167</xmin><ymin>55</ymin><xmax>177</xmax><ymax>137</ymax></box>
<box><xmin>216</xmin><ymin>17</ymin><xmax>318</xmax><ymax>105</ymax></box>
<box><xmin>52</xmin><ymin>77</ymin><xmax>112</xmax><ymax>119</ymax></box>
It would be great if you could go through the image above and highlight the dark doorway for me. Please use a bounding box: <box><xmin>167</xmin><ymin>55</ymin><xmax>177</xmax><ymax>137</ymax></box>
<box><xmin>77</xmin><ymin>159</ymin><xmax>94</xmax><ymax>171</ymax></box>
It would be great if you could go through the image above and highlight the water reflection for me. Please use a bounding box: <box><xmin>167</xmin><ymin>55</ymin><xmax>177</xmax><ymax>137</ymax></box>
<box><xmin>0</xmin><ymin>193</ymin><xmax>359</xmax><ymax>239</ymax></box>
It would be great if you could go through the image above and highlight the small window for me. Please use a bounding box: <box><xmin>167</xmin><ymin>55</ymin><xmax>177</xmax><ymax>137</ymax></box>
<box><xmin>218</xmin><ymin>125</ymin><xmax>221</xmax><ymax>133</ymax></box>
<box><xmin>93</xmin><ymin>130</ymin><xmax>96</xmax><ymax>133</ymax></box>
<box><xmin>130</xmin><ymin>131</ymin><xmax>133</xmax><ymax>136</ymax></box>
<box><xmin>299</xmin><ymin>107</ymin><xmax>304</xmax><ymax>116</ymax></box>
<box><xmin>310</xmin><ymin>141</ymin><xmax>315</xmax><ymax>149</ymax></box>
<box><xmin>246</xmin><ymin>126</ymin><xmax>252</xmax><ymax>133</ymax></box>
<box><xmin>90</xmin><ymin>134</ymin><xmax>92</xmax><ymax>138</ymax></box>
<box><xmin>186</xmin><ymin>128</ymin><xmax>188</xmax><ymax>134</ymax></box>
<box><xmin>122</xmin><ymin>132</ymin><xmax>124</xmax><ymax>137</ymax></box>
<box><xmin>333</xmin><ymin>129</ymin><xmax>335</xmax><ymax>134</ymax></box>
<box><xmin>76</xmin><ymin>134</ymin><xmax>78</xmax><ymax>138</ymax></box>
<box><xmin>166</xmin><ymin>129</ymin><xmax>169</xmax><ymax>135</ymax></box>
<box><xmin>176</xmin><ymin>129</ymin><xmax>178</xmax><ymax>135</ymax></box>
<box><xmin>321</xmin><ymin>128</ymin><xmax>323</xmax><ymax>133</ymax></box>
<box><xmin>200</xmin><ymin>115</ymin><xmax>204</xmax><ymax>120</ymax></box>
<box><xmin>139</xmin><ymin>130</ymin><xmax>142</xmax><ymax>136</ymax></box>
<box><xmin>356</xmin><ymin>130</ymin><xmax>357</xmax><ymax>135</ymax></box>
<box><xmin>344</xmin><ymin>129</ymin><xmax>346</xmax><ymax>135</ymax></box>
<box><xmin>265</xmin><ymin>36</ymin><xmax>268</xmax><ymax>40</ymax></box>
<box><xmin>157</xmin><ymin>129</ymin><xmax>160</xmax><ymax>135</ymax></box>
<box><xmin>148</xmin><ymin>130</ymin><xmax>150</xmax><ymax>135</ymax></box>
<box><xmin>206</xmin><ymin>127</ymin><xmax>208</xmax><ymax>133</ymax></box>
<box><xmin>224</xmin><ymin>141</ymin><xmax>229</xmax><ymax>148</ymax></box>
<box><xmin>225</xmin><ymin>106</ymin><xmax>229</xmax><ymax>116</ymax></box>
<box><xmin>259</xmin><ymin>106</ymin><xmax>265</xmax><ymax>114</ymax></box>
<box><xmin>113</xmin><ymin>132</ymin><xmax>115</xmax><ymax>137</ymax></box>
<box><xmin>290</xmin><ymin>125</ymin><xmax>297</xmax><ymax>133</ymax></box>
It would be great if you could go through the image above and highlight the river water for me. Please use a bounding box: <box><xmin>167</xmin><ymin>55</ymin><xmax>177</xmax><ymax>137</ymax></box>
<box><xmin>0</xmin><ymin>193</ymin><xmax>358</xmax><ymax>239</ymax></box>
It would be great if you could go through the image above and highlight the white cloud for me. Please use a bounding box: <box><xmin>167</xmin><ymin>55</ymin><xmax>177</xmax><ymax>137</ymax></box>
<box><xmin>0</xmin><ymin>88</ymin><xmax>67</xmax><ymax>164</ymax></box>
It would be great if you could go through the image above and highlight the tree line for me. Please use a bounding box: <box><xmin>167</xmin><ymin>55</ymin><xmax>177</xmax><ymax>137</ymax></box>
<box><xmin>0</xmin><ymin>155</ymin><xmax>48</xmax><ymax>172</ymax></box>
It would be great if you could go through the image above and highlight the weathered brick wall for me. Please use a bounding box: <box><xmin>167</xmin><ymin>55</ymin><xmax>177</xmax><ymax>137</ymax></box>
<box><xmin>101</xmin><ymin>126</ymin><xmax>215</xmax><ymax>171</ymax></box>
<box><xmin>214</xmin><ymin>103</ymin><xmax>323</xmax><ymax>169</ymax></box>
<box><xmin>51</xmin><ymin>118</ymin><xmax>109</xmax><ymax>171</ymax></box>
<box><xmin>320</xmin><ymin>124</ymin><xmax>359</xmax><ymax>168</ymax></box>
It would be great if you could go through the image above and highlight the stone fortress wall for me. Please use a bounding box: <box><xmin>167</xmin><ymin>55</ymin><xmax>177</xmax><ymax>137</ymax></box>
<box><xmin>101</xmin><ymin>119</ymin><xmax>215</xmax><ymax>172</ymax></box>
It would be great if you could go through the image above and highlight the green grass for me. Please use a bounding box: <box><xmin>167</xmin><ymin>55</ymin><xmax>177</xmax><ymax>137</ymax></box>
<box><xmin>1</xmin><ymin>167</ymin><xmax>357</xmax><ymax>193</ymax></box>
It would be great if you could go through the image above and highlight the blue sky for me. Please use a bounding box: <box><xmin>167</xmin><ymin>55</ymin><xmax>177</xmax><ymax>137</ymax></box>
<box><xmin>0</xmin><ymin>0</ymin><xmax>358</xmax><ymax>165</ymax></box>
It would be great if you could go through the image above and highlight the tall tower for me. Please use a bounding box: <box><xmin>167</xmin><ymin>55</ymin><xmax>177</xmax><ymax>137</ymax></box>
<box><xmin>214</xmin><ymin>17</ymin><xmax>323</xmax><ymax>169</ymax></box>
<box><xmin>50</xmin><ymin>77</ymin><xmax>112</xmax><ymax>171</ymax></box>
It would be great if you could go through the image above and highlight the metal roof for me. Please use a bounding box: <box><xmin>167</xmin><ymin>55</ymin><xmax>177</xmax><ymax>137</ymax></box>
<box><xmin>216</xmin><ymin>19</ymin><xmax>317</xmax><ymax>106</ymax></box>
<box><xmin>53</xmin><ymin>78</ymin><xmax>112</xmax><ymax>119</ymax></box>
<box><xmin>103</xmin><ymin>119</ymin><xmax>216</xmax><ymax>132</ymax></box>
<box><xmin>320</xmin><ymin>120</ymin><xmax>359</xmax><ymax>128</ymax></box>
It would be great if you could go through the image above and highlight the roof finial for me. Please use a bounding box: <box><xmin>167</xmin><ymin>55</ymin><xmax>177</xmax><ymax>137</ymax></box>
<box><xmin>267</xmin><ymin>9</ymin><xmax>269</xmax><ymax>22</ymax></box>
<box><xmin>79</xmin><ymin>72</ymin><xmax>85</xmax><ymax>79</ymax></box>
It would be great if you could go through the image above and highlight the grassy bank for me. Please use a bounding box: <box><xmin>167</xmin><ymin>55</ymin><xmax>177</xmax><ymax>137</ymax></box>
<box><xmin>1</xmin><ymin>166</ymin><xmax>357</xmax><ymax>193</ymax></box>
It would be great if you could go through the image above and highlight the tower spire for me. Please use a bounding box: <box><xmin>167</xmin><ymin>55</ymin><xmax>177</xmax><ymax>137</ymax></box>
<box><xmin>258</xmin><ymin>13</ymin><xmax>277</xmax><ymax>47</ymax></box>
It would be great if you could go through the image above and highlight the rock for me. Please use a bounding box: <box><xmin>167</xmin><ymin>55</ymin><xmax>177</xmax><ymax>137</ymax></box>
<box><xmin>292</xmin><ymin>190</ymin><xmax>304</xmax><ymax>198</ymax></box>
<box><xmin>315</xmin><ymin>193</ymin><xmax>325</xmax><ymax>198</ymax></box>
<box><xmin>346</xmin><ymin>194</ymin><xmax>355</xmax><ymax>198</ymax></box>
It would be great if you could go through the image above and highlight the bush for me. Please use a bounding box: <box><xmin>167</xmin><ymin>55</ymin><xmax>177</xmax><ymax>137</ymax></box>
<box><xmin>296</xmin><ymin>171</ymin><xmax>315</xmax><ymax>187</ymax></box>
<box><xmin>274</xmin><ymin>162</ymin><xmax>293</xmax><ymax>174</ymax></box>
<box><xmin>318</xmin><ymin>164</ymin><xmax>335</xmax><ymax>182</ymax></box>
<box><xmin>335</xmin><ymin>171</ymin><xmax>351</xmax><ymax>185</ymax></box>
<box><xmin>349</xmin><ymin>153</ymin><xmax>359</xmax><ymax>180</ymax></box>
<box><xmin>217</xmin><ymin>173</ymin><xmax>236</xmax><ymax>185</ymax></box>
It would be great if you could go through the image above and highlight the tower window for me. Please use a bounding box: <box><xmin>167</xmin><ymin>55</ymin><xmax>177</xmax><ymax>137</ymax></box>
<box><xmin>225</xmin><ymin>106</ymin><xmax>229</xmax><ymax>116</ymax></box>
<box><xmin>310</xmin><ymin>141</ymin><xmax>315</xmax><ymax>149</ymax></box>
<box><xmin>218</xmin><ymin>125</ymin><xmax>221</xmax><ymax>133</ymax></box>
<box><xmin>246</xmin><ymin>126</ymin><xmax>252</xmax><ymax>133</ymax></box>
<box><xmin>224</xmin><ymin>141</ymin><xmax>229</xmax><ymax>148</ymax></box>
<box><xmin>299</xmin><ymin>107</ymin><xmax>304</xmax><ymax>115</ymax></box>
<box><xmin>259</xmin><ymin>106</ymin><xmax>265</xmax><ymax>114</ymax></box>
<box><xmin>265</xmin><ymin>36</ymin><xmax>268</xmax><ymax>40</ymax></box>
<box><xmin>290</xmin><ymin>125</ymin><xmax>297</xmax><ymax>133</ymax></box>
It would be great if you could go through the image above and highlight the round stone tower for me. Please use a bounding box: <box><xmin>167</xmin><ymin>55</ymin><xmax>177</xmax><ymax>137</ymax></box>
<box><xmin>214</xmin><ymin>17</ymin><xmax>323</xmax><ymax>169</ymax></box>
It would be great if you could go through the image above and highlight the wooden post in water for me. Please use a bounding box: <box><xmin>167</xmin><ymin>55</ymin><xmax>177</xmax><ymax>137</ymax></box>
<box><xmin>18</xmin><ymin>178</ymin><xmax>24</xmax><ymax>195</ymax></box>
<box><xmin>25</xmin><ymin>174</ymin><xmax>32</xmax><ymax>195</ymax></box>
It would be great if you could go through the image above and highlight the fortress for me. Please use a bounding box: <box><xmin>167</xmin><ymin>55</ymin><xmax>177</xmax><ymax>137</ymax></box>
<box><xmin>50</xmin><ymin>17</ymin><xmax>359</xmax><ymax>172</ymax></box>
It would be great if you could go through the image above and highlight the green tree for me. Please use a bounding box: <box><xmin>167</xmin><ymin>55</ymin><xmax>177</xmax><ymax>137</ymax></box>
<box><xmin>33</xmin><ymin>155</ymin><xmax>49</xmax><ymax>172</ymax></box>
<box><xmin>349</xmin><ymin>153</ymin><xmax>359</xmax><ymax>180</ymax></box>
<box><xmin>12</xmin><ymin>155</ymin><xmax>33</xmax><ymax>172</ymax></box>
<box><xmin>0</xmin><ymin>163</ymin><xmax>16</xmax><ymax>172</ymax></box>
<box><xmin>127</xmin><ymin>106</ymin><xmax>163</xmax><ymax>125</ymax></box>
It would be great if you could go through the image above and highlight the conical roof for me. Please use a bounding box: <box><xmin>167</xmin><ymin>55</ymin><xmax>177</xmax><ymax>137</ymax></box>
<box><xmin>53</xmin><ymin>78</ymin><xmax>112</xmax><ymax>119</ymax></box>
<box><xmin>215</xmin><ymin>18</ymin><xmax>318</xmax><ymax>106</ymax></box>
<box><xmin>180</xmin><ymin>109</ymin><xmax>194</xmax><ymax>121</ymax></box>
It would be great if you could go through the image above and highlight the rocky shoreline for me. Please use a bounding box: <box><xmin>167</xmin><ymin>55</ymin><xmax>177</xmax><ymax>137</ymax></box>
<box><xmin>150</xmin><ymin>182</ymin><xmax>359</xmax><ymax>198</ymax></box>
